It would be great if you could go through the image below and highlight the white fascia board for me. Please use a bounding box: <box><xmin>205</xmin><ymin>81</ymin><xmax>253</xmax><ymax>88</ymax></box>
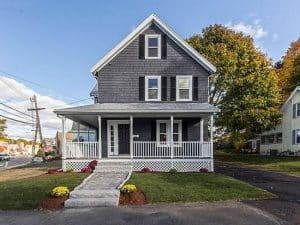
<box><xmin>281</xmin><ymin>86</ymin><xmax>300</xmax><ymax>112</ymax></box>
<box><xmin>90</xmin><ymin>14</ymin><xmax>216</xmax><ymax>74</ymax></box>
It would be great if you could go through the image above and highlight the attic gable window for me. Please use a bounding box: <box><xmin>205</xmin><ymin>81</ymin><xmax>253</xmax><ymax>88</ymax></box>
<box><xmin>145</xmin><ymin>34</ymin><xmax>161</xmax><ymax>59</ymax></box>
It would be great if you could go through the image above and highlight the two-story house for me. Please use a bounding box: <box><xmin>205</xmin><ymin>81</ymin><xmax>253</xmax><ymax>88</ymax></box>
<box><xmin>54</xmin><ymin>14</ymin><xmax>218</xmax><ymax>172</ymax></box>
<box><xmin>260</xmin><ymin>86</ymin><xmax>300</xmax><ymax>156</ymax></box>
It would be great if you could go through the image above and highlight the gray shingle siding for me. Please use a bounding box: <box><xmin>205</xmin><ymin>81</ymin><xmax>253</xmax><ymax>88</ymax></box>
<box><xmin>97</xmin><ymin>23</ymin><xmax>209</xmax><ymax>104</ymax></box>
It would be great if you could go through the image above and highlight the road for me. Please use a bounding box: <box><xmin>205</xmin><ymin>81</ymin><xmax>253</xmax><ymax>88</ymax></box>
<box><xmin>0</xmin><ymin>156</ymin><xmax>32</xmax><ymax>169</ymax></box>
<box><xmin>0</xmin><ymin>202</ymin><xmax>284</xmax><ymax>225</ymax></box>
<box><xmin>215</xmin><ymin>161</ymin><xmax>300</xmax><ymax>225</ymax></box>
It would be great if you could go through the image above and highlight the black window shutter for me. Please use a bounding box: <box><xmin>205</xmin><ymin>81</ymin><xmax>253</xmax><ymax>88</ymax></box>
<box><xmin>192</xmin><ymin>77</ymin><xmax>199</xmax><ymax>101</ymax></box>
<box><xmin>182</xmin><ymin>121</ymin><xmax>188</xmax><ymax>141</ymax></box>
<box><xmin>170</xmin><ymin>77</ymin><xmax>176</xmax><ymax>101</ymax></box>
<box><xmin>139</xmin><ymin>77</ymin><xmax>145</xmax><ymax>101</ymax></box>
<box><xmin>151</xmin><ymin>120</ymin><xmax>156</xmax><ymax>141</ymax></box>
<box><xmin>292</xmin><ymin>130</ymin><xmax>296</xmax><ymax>145</ymax></box>
<box><xmin>293</xmin><ymin>104</ymin><xmax>297</xmax><ymax>118</ymax></box>
<box><xmin>161</xmin><ymin>76</ymin><xmax>167</xmax><ymax>101</ymax></box>
<box><xmin>161</xmin><ymin>34</ymin><xmax>167</xmax><ymax>59</ymax></box>
<box><xmin>139</xmin><ymin>34</ymin><xmax>145</xmax><ymax>59</ymax></box>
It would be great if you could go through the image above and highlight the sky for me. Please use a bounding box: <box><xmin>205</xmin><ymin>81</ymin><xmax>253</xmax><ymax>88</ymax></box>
<box><xmin>0</xmin><ymin>0</ymin><xmax>300</xmax><ymax>139</ymax></box>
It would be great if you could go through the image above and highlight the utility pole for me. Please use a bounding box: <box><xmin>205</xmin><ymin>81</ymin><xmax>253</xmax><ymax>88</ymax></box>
<box><xmin>28</xmin><ymin>95</ymin><xmax>45</xmax><ymax>157</ymax></box>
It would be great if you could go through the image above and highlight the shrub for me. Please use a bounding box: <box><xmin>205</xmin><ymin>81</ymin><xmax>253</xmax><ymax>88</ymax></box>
<box><xmin>141</xmin><ymin>167</ymin><xmax>151</xmax><ymax>173</ymax></box>
<box><xmin>81</xmin><ymin>167</ymin><xmax>93</xmax><ymax>173</ymax></box>
<box><xmin>169</xmin><ymin>168</ymin><xmax>177</xmax><ymax>174</ymax></box>
<box><xmin>120</xmin><ymin>184</ymin><xmax>137</xmax><ymax>194</ymax></box>
<box><xmin>51</xmin><ymin>186</ymin><xmax>70</xmax><ymax>197</ymax></box>
<box><xmin>88</xmin><ymin>160</ymin><xmax>98</xmax><ymax>170</ymax></box>
<box><xmin>199</xmin><ymin>168</ymin><xmax>208</xmax><ymax>173</ymax></box>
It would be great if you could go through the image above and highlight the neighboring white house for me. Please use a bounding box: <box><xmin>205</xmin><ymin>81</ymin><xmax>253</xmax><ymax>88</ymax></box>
<box><xmin>260</xmin><ymin>86</ymin><xmax>300</xmax><ymax>156</ymax></box>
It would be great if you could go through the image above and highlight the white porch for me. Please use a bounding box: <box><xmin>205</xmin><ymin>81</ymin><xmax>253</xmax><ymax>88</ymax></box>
<box><xmin>55</xmin><ymin>102</ymin><xmax>218</xmax><ymax>172</ymax></box>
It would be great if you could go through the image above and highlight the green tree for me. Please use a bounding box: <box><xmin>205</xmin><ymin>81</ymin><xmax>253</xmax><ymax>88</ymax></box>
<box><xmin>287</xmin><ymin>55</ymin><xmax>300</xmax><ymax>91</ymax></box>
<box><xmin>276</xmin><ymin>38</ymin><xmax>300</xmax><ymax>101</ymax></box>
<box><xmin>187</xmin><ymin>25</ymin><xmax>281</xmax><ymax>140</ymax></box>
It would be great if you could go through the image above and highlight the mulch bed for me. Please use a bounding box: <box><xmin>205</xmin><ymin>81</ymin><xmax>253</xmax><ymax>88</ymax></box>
<box><xmin>39</xmin><ymin>196</ymin><xmax>68</xmax><ymax>210</ymax></box>
<box><xmin>119</xmin><ymin>190</ymin><xmax>146</xmax><ymax>205</ymax></box>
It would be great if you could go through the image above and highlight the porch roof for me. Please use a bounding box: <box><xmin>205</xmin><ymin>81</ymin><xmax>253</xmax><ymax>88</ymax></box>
<box><xmin>54</xmin><ymin>102</ymin><xmax>219</xmax><ymax>115</ymax></box>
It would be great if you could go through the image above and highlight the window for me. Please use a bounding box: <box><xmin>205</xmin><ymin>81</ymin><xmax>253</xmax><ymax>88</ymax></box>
<box><xmin>145</xmin><ymin>35</ymin><xmax>161</xmax><ymax>59</ymax></box>
<box><xmin>296</xmin><ymin>130</ymin><xmax>300</xmax><ymax>144</ymax></box>
<box><xmin>261</xmin><ymin>136</ymin><xmax>266</xmax><ymax>145</ymax></box>
<box><xmin>268</xmin><ymin>134</ymin><xmax>275</xmax><ymax>144</ymax></box>
<box><xmin>176</xmin><ymin>76</ymin><xmax>192</xmax><ymax>101</ymax></box>
<box><xmin>276</xmin><ymin>133</ymin><xmax>282</xmax><ymax>143</ymax></box>
<box><xmin>156</xmin><ymin>120</ymin><xmax>182</xmax><ymax>145</ymax></box>
<box><xmin>145</xmin><ymin>76</ymin><xmax>161</xmax><ymax>101</ymax></box>
<box><xmin>297</xmin><ymin>103</ymin><xmax>300</xmax><ymax>117</ymax></box>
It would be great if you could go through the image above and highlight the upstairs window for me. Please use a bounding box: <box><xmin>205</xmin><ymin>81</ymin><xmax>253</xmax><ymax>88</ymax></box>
<box><xmin>297</xmin><ymin>103</ymin><xmax>300</xmax><ymax>117</ymax></box>
<box><xmin>176</xmin><ymin>76</ymin><xmax>192</xmax><ymax>101</ymax></box>
<box><xmin>145</xmin><ymin>35</ymin><xmax>161</xmax><ymax>59</ymax></box>
<box><xmin>145</xmin><ymin>76</ymin><xmax>161</xmax><ymax>101</ymax></box>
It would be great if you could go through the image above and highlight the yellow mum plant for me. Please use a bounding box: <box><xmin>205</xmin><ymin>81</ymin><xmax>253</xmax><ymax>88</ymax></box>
<box><xmin>120</xmin><ymin>184</ymin><xmax>137</xmax><ymax>194</ymax></box>
<box><xmin>51</xmin><ymin>186</ymin><xmax>70</xmax><ymax>197</ymax></box>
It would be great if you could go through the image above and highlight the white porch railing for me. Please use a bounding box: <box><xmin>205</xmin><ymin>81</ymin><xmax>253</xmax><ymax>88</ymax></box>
<box><xmin>65</xmin><ymin>142</ymin><xmax>99</xmax><ymax>159</ymax></box>
<box><xmin>133</xmin><ymin>141</ymin><xmax>212</xmax><ymax>158</ymax></box>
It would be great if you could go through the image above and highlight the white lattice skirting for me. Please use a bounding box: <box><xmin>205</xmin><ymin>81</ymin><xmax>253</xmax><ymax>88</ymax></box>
<box><xmin>63</xmin><ymin>159</ymin><xmax>214</xmax><ymax>172</ymax></box>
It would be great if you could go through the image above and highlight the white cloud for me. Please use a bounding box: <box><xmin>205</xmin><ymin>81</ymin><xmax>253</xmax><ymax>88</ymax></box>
<box><xmin>226</xmin><ymin>21</ymin><xmax>267</xmax><ymax>40</ymax></box>
<box><xmin>0</xmin><ymin>76</ymin><xmax>82</xmax><ymax>139</ymax></box>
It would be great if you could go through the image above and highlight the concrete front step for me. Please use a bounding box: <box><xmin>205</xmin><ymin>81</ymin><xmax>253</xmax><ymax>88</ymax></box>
<box><xmin>97</xmin><ymin>161</ymin><xmax>133</xmax><ymax>167</ymax></box>
<box><xmin>94</xmin><ymin>166</ymin><xmax>132</xmax><ymax>173</ymax></box>
<box><xmin>70</xmin><ymin>189</ymin><xmax>120</xmax><ymax>199</ymax></box>
<box><xmin>64</xmin><ymin>197</ymin><xmax>119</xmax><ymax>208</ymax></box>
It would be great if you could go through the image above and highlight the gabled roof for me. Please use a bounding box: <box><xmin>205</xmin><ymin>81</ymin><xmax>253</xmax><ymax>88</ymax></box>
<box><xmin>90</xmin><ymin>14</ymin><xmax>216</xmax><ymax>74</ymax></box>
<box><xmin>281</xmin><ymin>86</ymin><xmax>300</xmax><ymax>111</ymax></box>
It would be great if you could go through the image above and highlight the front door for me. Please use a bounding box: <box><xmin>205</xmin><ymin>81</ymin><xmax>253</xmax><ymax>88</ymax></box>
<box><xmin>107</xmin><ymin>120</ymin><xmax>130</xmax><ymax>157</ymax></box>
<box><xmin>118</xmin><ymin>124</ymin><xmax>130</xmax><ymax>155</ymax></box>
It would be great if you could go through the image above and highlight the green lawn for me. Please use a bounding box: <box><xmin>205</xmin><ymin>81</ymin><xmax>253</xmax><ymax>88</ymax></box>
<box><xmin>215</xmin><ymin>151</ymin><xmax>300</xmax><ymax>176</ymax></box>
<box><xmin>127</xmin><ymin>173</ymin><xmax>275</xmax><ymax>203</ymax></box>
<box><xmin>0</xmin><ymin>172</ymin><xmax>88</xmax><ymax>210</ymax></box>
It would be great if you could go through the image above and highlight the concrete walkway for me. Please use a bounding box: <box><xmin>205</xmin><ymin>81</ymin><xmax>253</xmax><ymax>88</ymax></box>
<box><xmin>65</xmin><ymin>172</ymin><xmax>130</xmax><ymax>208</ymax></box>
<box><xmin>215</xmin><ymin>161</ymin><xmax>300</xmax><ymax>225</ymax></box>
<box><xmin>0</xmin><ymin>202</ymin><xmax>285</xmax><ymax>225</ymax></box>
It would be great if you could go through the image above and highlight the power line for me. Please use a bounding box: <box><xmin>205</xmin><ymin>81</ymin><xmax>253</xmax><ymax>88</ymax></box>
<box><xmin>0</xmin><ymin>114</ymin><xmax>34</xmax><ymax>125</ymax></box>
<box><xmin>0</xmin><ymin>102</ymin><xmax>33</xmax><ymax>119</ymax></box>
<box><xmin>49</xmin><ymin>97</ymin><xmax>93</xmax><ymax>109</ymax></box>
<box><xmin>0</xmin><ymin>108</ymin><xmax>34</xmax><ymax>121</ymax></box>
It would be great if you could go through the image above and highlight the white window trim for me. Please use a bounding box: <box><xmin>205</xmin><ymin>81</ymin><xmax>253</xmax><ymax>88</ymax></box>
<box><xmin>145</xmin><ymin>76</ymin><xmax>161</xmax><ymax>101</ymax></box>
<box><xmin>176</xmin><ymin>75</ymin><xmax>193</xmax><ymax>101</ymax></box>
<box><xmin>156</xmin><ymin>120</ymin><xmax>182</xmax><ymax>147</ymax></box>
<box><xmin>145</xmin><ymin>34</ymin><xmax>161</xmax><ymax>59</ymax></box>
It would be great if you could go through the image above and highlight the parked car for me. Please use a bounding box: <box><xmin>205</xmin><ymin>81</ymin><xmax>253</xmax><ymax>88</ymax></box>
<box><xmin>32</xmin><ymin>156</ymin><xmax>43</xmax><ymax>163</ymax></box>
<box><xmin>0</xmin><ymin>154</ymin><xmax>10</xmax><ymax>161</ymax></box>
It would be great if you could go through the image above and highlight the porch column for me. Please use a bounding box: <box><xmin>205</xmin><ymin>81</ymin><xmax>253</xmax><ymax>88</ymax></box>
<box><xmin>210</xmin><ymin>114</ymin><xmax>214</xmax><ymax>171</ymax></box>
<box><xmin>130</xmin><ymin>115</ymin><xmax>133</xmax><ymax>159</ymax></box>
<box><xmin>60</xmin><ymin>116</ymin><xmax>66</xmax><ymax>172</ymax></box>
<box><xmin>200</xmin><ymin>118</ymin><xmax>204</xmax><ymax>143</ymax></box>
<box><xmin>98</xmin><ymin>115</ymin><xmax>102</xmax><ymax>159</ymax></box>
<box><xmin>61</xmin><ymin>116</ymin><xmax>66</xmax><ymax>160</ymax></box>
<box><xmin>170</xmin><ymin>115</ymin><xmax>174</xmax><ymax>159</ymax></box>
